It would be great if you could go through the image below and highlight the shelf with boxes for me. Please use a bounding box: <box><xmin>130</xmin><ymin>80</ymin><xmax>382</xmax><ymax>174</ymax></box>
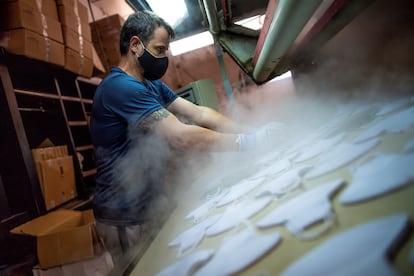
<box><xmin>0</xmin><ymin>0</ymin><xmax>100</xmax><ymax>214</ymax></box>
<box><xmin>0</xmin><ymin>0</ymin><xmax>94</xmax><ymax>79</ymax></box>
<box><xmin>0</xmin><ymin>49</ymin><xmax>98</xmax><ymax>218</ymax></box>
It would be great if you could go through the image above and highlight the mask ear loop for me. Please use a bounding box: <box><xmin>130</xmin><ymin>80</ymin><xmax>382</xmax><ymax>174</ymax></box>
<box><xmin>287</xmin><ymin>210</ymin><xmax>336</xmax><ymax>241</ymax></box>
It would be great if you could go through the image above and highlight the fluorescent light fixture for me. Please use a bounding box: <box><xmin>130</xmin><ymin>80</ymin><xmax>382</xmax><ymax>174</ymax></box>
<box><xmin>170</xmin><ymin>31</ymin><xmax>214</xmax><ymax>56</ymax></box>
<box><xmin>235</xmin><ymin>14</ymin><xmax>265</xmax><ymax>30</ymax></box>
<box><xmin>269</xmin><ymin>71</ymin><xmax>292</xmax><ymax>82</ymax></box>
<box><xmin>147</xmin><ymin>0</ymin><xmax>188</xmax><ymax>27</ymax></box>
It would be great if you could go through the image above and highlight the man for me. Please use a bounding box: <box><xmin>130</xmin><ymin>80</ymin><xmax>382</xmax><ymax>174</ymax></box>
<box><xmin>90</xmin><ymin>10</ymin><xmax>277</xmax><ymax>267</ymax></box>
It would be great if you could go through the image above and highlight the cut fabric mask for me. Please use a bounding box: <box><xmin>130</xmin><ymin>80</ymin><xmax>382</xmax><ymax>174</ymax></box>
<box><xmin>339</xmin><ymin>153</ymin><xmax>414</xmax><ymax>205</ymax></box>
<box><xmin>194</xmin><ymin>228</ymin><xmax>281</xmax><ymax>276</ymax></box>
<box><xmin>281</xmin><ymin>213</ymin><xmax>410</xmax><ymax>276</ymax></box>
<box><xmin>184</xmin><ymin>190</ymin><xmax>229</xmax><ymax>223</ymax></box>
<box><xmin>293</xmin><ymin>133</ymin><xmax>345</xmax><ymax>163</ymax></box>
<box><xmin>304</xmin><ymin>139</ymin><xmax>379</xmax><ymax>180</ymax></box>
<box><xmin>255</xmin><ymin>165</ymin><xmax>312</xmax><ymax>198</ymax></box>
<box><xmin>375</xmin><ymin>97</ymin><xmax>413</xmax><ymax>116</ymax></box>
<box><xmin>215</xmin><ymin>177</ymin><xmax>265</xmax><ymax>207</ymax></box>
<box><xmin>169</xmin><ymin>214</ymin><xmax>222</xmax><ymax>256</ymax></box>
<box><xmin>354</xmin><ymin>105</ymin><xmax>414</xmax><ymax>143</ymax></box>
<box><xmin>155</xmin><ymin>249</ymin><xmax>215</xmax><ymax>276</ymax></box>
<box><xmin>205</xmin><ymin>197</ymin><xmax>272</xmax><ymax>237</ymax></box>
<box><xmin>257</xmin><ymin>179</ymin><xmax>345</xmax><ymax>240</ymax></box>
<box><xmin>250</xmin><ymin>158</ymin><xmax>291</xmax><ymax>181</ymax></box>
<box><xmin>404</xmin><ymin>138</ymin><xmax>414</xmax><ymax>153</ymax></box>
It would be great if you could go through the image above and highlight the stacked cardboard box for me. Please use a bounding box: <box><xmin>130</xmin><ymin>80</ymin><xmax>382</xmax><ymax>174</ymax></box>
<box><xmin>32</xmin><ymin>144</ymin><xmax>77</xmax><ymax>211</ymax></box>
<box><xmin>57</xmin><ymin>0</ymin><xmax>94</xmax><ymax>78</ymax></box>
<box><xmin>90</xmin><ymin>14</ymin><xmax>125</xmax><ymax>76</ymax></box>
<box><xmin>0</xmin><ymin>0</ymin><xmax>65</xmax><ymax>67</ymax></box>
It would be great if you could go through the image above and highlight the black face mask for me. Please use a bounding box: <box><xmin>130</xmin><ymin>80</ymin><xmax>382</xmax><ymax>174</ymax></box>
<box><xmin>137</xmin><ymin>44</ymin><xmax>169</xmax><ymax>80</ymax></box>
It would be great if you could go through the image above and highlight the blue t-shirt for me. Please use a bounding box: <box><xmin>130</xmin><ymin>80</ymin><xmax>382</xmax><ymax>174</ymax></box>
<box><xmin>90</xmin><ymin>66</ymin><xmax>178</xmax><ymax>225</ymax></box>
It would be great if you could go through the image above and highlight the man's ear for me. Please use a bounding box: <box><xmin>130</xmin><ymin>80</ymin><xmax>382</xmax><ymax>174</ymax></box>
<box><xmin>130</xmin><ymin>36</ymin><xmax>141</xmax><ymax>53</ymax></box>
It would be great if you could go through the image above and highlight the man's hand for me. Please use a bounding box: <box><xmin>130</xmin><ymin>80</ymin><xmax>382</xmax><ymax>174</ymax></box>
<box><xmin>236</xmin><ymin>122</ymin><xmax>283</xmax><ymax>151</ymax></box>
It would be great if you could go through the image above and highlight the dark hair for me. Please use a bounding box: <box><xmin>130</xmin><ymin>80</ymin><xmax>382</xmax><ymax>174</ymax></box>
<box><xmin>119</xmin><ymin>10</ymin><xmax>175</xmax><ymax>55</ymax></box>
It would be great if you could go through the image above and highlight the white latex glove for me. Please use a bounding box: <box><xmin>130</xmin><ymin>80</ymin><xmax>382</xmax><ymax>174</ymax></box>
<box><xmin>236</xmin><ymin>122</ymin><xmax>283</xmax><ymax>151</ymax></box>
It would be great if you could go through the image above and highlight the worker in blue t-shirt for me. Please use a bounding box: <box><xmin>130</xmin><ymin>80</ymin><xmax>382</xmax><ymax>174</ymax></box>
<box><xmin>90</xmin><ymin>10</ymin><xmax>279</xmax><ymax>268</ymax></box>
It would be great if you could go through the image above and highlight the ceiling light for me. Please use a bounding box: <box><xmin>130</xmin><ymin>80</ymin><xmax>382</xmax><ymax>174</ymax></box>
<box><xmin>170</xmin><ymin>31</ymin><xmax>214</xmax><ymax>56</ymax></box>
<box><xmin>235</xmin><ymin>14</ymin><xmax>265</xmax><ymax>30</ymax></box>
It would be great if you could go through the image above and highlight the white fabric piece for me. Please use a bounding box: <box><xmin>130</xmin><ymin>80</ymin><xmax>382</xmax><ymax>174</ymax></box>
<box><xmin>184</xmin><ymin>200</ymin><xmax>215</xmax><ymax>223</ymax></box>
<box><xmin>195</xmin><ymin>228</ymin><xmax>282</xmax><ymax>276</ymax></box>
<box><xmin>293</xmin><ymin>133</ymin><xmax>345</xmax><ymax>163</ymax></box>
<box><xmin>339</xmin><ymin>153</ymin><xmax>414</xmax><ymax>205</ymax></box>
<box><xmin>255</xmin><ymin>165</ymin><xmax>312</xmax><ymax>198</ymax></box>
<box><xmin>155</xmin><ymin>249</ymin><xmax>215</xmax><ymax>276</ymax></box>
<box><xmin>375</xmin><ymin>97</ymin><xmax>413</xmax><ymax>116</ymax></box>
<box><xmin>285</xmin><ymin>132</ymin><xmax>322</xmax><ymax>157</ymax></box>
<box><xmin>257</xmin><ymin>179</ymin><xmax>345</xmax><ymax>238</ymax></box>
<box><xmin>254</xmin><ymin>151</ymin><xmax>281</xmax><ymax>167</ymax></box>
<box><xmin>205</xmin><ymin>197</ymin><xmax>272</xmax><ymax>237</ymax></box>
<box><xmin>215</xmin><ymin>177</ymin><xmax>264</xmax><ymax>207</ymax></box>
<box><xmin>354</xmin><ymin>105</ymin><xmax>414</xmax><ymax>143</ymax></box>
<box><xmin>184</xmin><ymin>190</ymin><xmax>228</xmax><ymax>223</ymax></box>
<box><xmin>250</xmin><ymin>158</ymin><xmax>291</xmax><ymax>180</ymax></box>
<box><xmin>281</xmin><ymin>213</ymin><xmax>409</xmax><ymax>276</ymax></box>
<box><xmin>404</xmin><ymin>138</ymin><xmax>414</xmax><ymax>153</ymax></box>
<box><xmin>304</xmin><ymin>139</ymin><xmax>379</xmax><ymax>180</ymax></box>
<box><xmin>286</xmin><ymin>203</ymin><xmax>335</xmax><ymax>240</ymax></box>
<box><xmin>169</xmin><ymin>214</ymin><xmax>222</xmax><ymax>256</ymax></box>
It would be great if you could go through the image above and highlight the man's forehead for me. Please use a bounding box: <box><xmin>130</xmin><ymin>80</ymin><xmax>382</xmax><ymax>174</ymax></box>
<box><xmin>149</xmin><ymin>27</ymin><xmax>170</xmax><ymax>46</ymax></box>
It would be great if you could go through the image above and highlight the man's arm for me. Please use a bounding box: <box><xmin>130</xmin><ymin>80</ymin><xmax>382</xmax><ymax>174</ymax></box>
<box><xmin>167</xmin><ymin>97</ymin><xmax>247</xmax><ymax>133</ymax></box>
<box><xmin>140</xmin><ymin>107</ymin><xmax>240</xmax><ymax>152</ymax></box>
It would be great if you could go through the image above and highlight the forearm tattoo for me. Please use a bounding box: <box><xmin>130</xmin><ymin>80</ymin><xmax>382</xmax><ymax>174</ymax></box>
<box><xmin>140</xmin><ymin>108</ymin><xmax>170</xmax><ymax>129</ymax></box>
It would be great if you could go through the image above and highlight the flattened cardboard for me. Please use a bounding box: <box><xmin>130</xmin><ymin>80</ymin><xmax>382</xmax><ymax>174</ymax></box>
<box><xmin>39</xmin><ymin>156</ymin><xmax>77</xmax><ymax>210</ymax></box>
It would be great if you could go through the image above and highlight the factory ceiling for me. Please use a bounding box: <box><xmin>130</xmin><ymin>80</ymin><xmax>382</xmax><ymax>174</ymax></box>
<box><xmin>88</xmin><ymin>0</ymin><xmax>268</xmax><ymax>40</ymax></box>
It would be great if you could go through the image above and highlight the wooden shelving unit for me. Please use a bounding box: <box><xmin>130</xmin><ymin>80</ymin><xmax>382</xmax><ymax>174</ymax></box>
<box><xmin>0</xmin><ymin>49</ymin><xmax>99</xmax><ymax>225</ymax></box>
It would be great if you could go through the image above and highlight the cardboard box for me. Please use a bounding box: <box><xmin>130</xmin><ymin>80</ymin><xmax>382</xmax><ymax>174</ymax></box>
<box><xmin>57</xmin><ymin>0</ymin><xmax>90</xmax><ymax>37</ymax></box>
<box><xmin>90</xmin><ymin>14</ymin><xmax>124</xmax><ymax>73</ymax></box>
<box><xmin>62</xmin><ymin>26</ymin><xmax>93</xmax><ymax>58</ymax></box>
<box><xmin>38</xmin><ymin>156</ymin><xmax>77</xmax><ymax>210</ymax></box>
<box><xmin>32</xmin><ymin>145</ymin><xmax>69</xmax><ymax>163</ymax></box>
<box><xmin>0</xmin><ymin>29</ymin><xmax>65</xmax><ymax>67</ymax></box>
<box><xmin>11</xmin><ymin>209</ymin><xmax>96</xmax><ymax>269</ymax></box>
<box><xmin>2</xmin><ymin>0</ymin><xmax>61</xmax><ymax>20</ymax></box>
<box><xmin>0</xmin><ymin>0</ymin><xmax>64</xmax><ymax>43</ymax></box>
<box><xmin>90</xmin><ymin>14</ymin><xmax>124</xmax><ymax>35</ymax></box>
<box><xmin>64</xmin><ymin>47</ymin><xmax>94</xmax><ymax>78</ymax></box>
<box><xmin>32</xmin><ymin>251</ymin><xmax>113</xmax><ymax>276</ymax></box>
<box><xmin>76</xmin><ymin>0</ymin><xmax>89</xmax><ymax>24</ymax></box>
<box><xmin>40</xmin><ymin>0</ymin><xmax>60</xmax><ymax>21</ymax></box>
<box><xmin>32</xmin><ymin>145</ymin><xmax>68</xmax><ymax>183</ymax></box>
<box><xmin>80</xmin><ymin>21</ymin><xmax>92</xmax><ymax>42</ymax></box>
<box><xmin>57</xmin><ymin>5</ymin><xmax>79</xmax><ymax>33</ymax></box>
<box><xmin>31</xmin><ymin>144</ymin><xmax>77</xmax><ymax>210</ymax></box>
